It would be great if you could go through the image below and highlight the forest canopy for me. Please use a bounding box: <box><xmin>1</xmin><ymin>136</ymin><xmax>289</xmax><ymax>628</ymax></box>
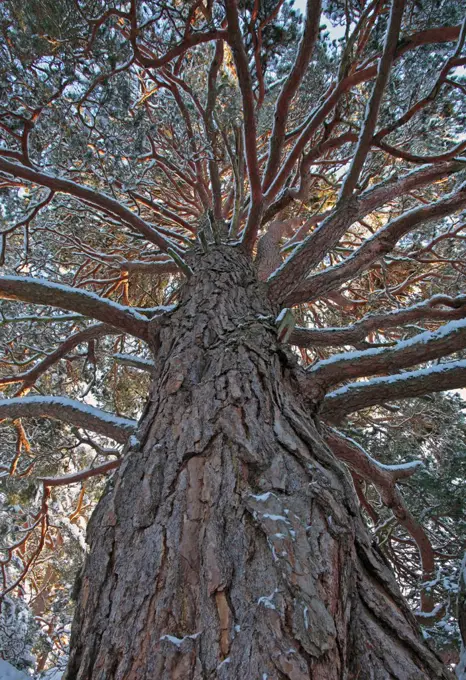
<box><xmin>0</xmin><ymin>0</ymin><xmax>465</xmax><ymax>677</ymax></box>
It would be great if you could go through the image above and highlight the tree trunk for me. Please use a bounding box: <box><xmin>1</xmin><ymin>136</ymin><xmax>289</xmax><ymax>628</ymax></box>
<box><xmin>65</xmin><ymin>245</ymin><xmax>452</xmax><ymax>679</ymax></box>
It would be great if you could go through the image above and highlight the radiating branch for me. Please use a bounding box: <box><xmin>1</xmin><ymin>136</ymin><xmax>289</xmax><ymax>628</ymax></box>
<box><xmin>285</xmin><ymin>182</ymin><xmax>466</xmax><ymax>305</ymax></box>
<box><xmin>268</xmin><ymin>161</ymin><xmax>464</xmax><ymax>304</ymax></box>
<box><xmin>0</xmin><ymin>157</ymin><xmax>178</xmax><ymax>253</ymax></box>
<box><xmin>225</xmin><ymin>0</ymin><xmax>263</xmax><ymax>250</ymax></box>
<box><xmin>0</xmin><ymin>396</ymin><xmax>137</xmax><ymax>443</ymax></box>
<box><xmin>262</xmin><ymin>0</ymin><xmax>322</xmax><ymax>190</ymax></box>
<box><xmin>38</xmin><ymin>460</ymin><xmax>121</xmax><ymax>487</ymax></box>
<box><xmin>289</xmin><ymin>295</ymin><xmax>466</xmax><ymax>348</ymax></box>
<box><xmin>308</xmin><ymin>318</ymin><xmax>466</xmax><ymax>393</ymax></box>
<box><xmin>0</xmin><ymin>276</ymin><xmax>150</xmax><ymax>341</ymax></box>
<box><xmin>325</xmin><ymin>427</ymin><xmax>435</xmax><ymax>611</ymax></box>
<box><xmin>338</xmin><ymin>0</ymin><xmax>405</xmax><ymax>200</ymax></box>
<box><xmin>321</xmin><ymin>360</ymin><xmax>466</xmax><ymax>422</ymax></box>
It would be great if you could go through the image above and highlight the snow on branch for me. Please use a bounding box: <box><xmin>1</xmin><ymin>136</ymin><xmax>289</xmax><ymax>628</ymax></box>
<box><xmin>0</xmin><ymin>157</ymin><xmax>179</xmax><ymax>253</ymax></box>
<box><xmin>285</xmin><ymin>182</ymin><xmax>466</xmax><ymax>305</ymax></box>
<box><xmin>0</xmin><ymin>396</ymin><xmax>137</xmax><ymax>443</ymax></box>
<box><xmin>321</xmin><ymin>359</ymin><xmax>466</xmax><ymax>422</ymax></box>
<box><xmin>325</xmin><ymin>427</ymin><xmax>423</xmax><ymax>484</ymax></box>
<box><xmin>308</xmin><ymin>318</ymin><xmax>466</xmax><ymax>392</ymax></box>
<box><xmin>267</xmin><ymin>160</ymin><xmax>464</xmax><ymax>305</ymax></box>
<box><xmin>0</xmin><ymin>276</ymin><xmax>150</xmax><ymax>341</ymax></box>
<box><xmin>325</xmin><ymin>427</ymin><xmax>435</xmax><ymax>611</ymax></box>
<box><xmin>113</xmin><ymin>353</ymin><xmax>155</xmax><ymax>372</ymax></box>
<box><xmin>0</xmin><ymin>323</ymin><xmax>117</xmax><ymax>393</ymax></box>
<box><xmin>120</xmin><ymin>258</ymin><xmax>180</xmax><ymax>276</ymax></box>
<box><xmin>289</xmin><ymin>294</ymin><xmax>466</xmax><ymax>348</ymax></box>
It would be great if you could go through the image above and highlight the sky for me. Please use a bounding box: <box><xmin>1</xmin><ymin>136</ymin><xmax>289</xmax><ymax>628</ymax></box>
<box><xmin>293</xmin><ymin>0</ymin><xmax>347</xmax><ymax>39</ymax></box>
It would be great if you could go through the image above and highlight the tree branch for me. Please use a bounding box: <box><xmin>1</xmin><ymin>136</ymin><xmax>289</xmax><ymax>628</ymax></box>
<box><xmin>0</xmin><ymin>323</ymin><xmax>118</xmax><ymax>394</ymax></box>
<box><xmin>338</xmin><ymin>0</ymin><xmax>405</xmax><ymax>200</ymax></box>
<box><xmin>285</xmin><ymin>181</ymin><xmax>466</xmax><ymax>305</ymax></box>
<box><xmin>0</xmin><ymin>276</ymin><xmax>149</xmax><ymax>340</ymax></box>
<box><xmin>321</xmin><ymin>360</ymin><xmax>466</xmax><ymax>422</ymax></box>
<box><xmin>0</xmin><ymin>157</ymin><xmax>178</xmax><ymax>253</ymax></box>
<box><xmin>39</xmin><ymin>460</ymin><xmax>121</xmax><ymax>487</ymax></box>
<box><xmin>225</xmin><ymin>0</ymin><xmax>263</xmax><ymax>250</ymax></box>
<box><xmin>133</xmin><ymin>29</ymin><xmax>227</xmax><ymax>69</ymax></box>
<box><xmin>113</xmin><ymin>353</ymin><xmax>155</xmax><ymax>372</ymax></box>
<box><xmin>289</xmin><ymin>294</ymin><xmax>466</xmax><ymax>348</ymax></box>
<box><xmin>120</xmin><ymin>259</ymin><xmax>179</xmax><ymax>275</ymax></box>
<box><xmin>0</xmin><ymin>396</ymin><xmax>137</xmax><ymax>443</ymax></box>
<box><xmin>262</xmin><ymin>0</ymin><xmax>322</xmax><ymax>191</ymax></box>
<box><xmin>325</xmin><ymin>427</ymin><xmax>435</xmax><ymax>611</ymax></box>
<box><xmin>262</xmin><ymin>22</ymin><xmax>462</xmax><ymax>209</ymax></box>
<box><xmin>268</xmin><ymin>161</ymin><xmax>464</xmax><ymax>304</ymax></box>
<box><xmin>308</xmin><ymin>317</ymin><xmax>466</xmax><ymax>394</ymax></box>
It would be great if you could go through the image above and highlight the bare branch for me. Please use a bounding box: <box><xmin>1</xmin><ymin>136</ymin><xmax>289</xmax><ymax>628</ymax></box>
<box><xmin>39</xmin><ymin>460</ymin><xmax>121</xmax><ymax>487</ymax></box>
<box><xmin>120</xmin><ymin>259</ymin><xmax>179</xmax><ymax>275</ymax></box>
<box><xmin>205</xmin><ymin>40</ymin><xmax>225</xmax><ymax>219</ymax></box>
<box><xmin>262</xmin><ymin>22</ymin><xmax>463</xmax><ymax>208</ymax></box>
<box><xmin>133</xmin><ymin>30</ymin><xmax>227</xmax><ymax>69</ymax></box>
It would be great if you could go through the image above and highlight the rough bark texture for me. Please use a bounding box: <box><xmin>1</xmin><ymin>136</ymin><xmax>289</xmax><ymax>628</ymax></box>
<box><xmin>65</xmin><ymin>245</ymin><xmax>452</xmax><ymax>679</ymax></box>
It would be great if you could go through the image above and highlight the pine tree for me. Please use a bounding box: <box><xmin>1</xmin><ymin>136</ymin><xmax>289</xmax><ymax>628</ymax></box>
<box><xmin>0</xmin><ymin>0</ymin><xmax>465</xmax><ymax>677</ymax></box>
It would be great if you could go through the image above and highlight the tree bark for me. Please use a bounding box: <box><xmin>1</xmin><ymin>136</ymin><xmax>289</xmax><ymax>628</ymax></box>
<box><xmin>65</xmin><ymin>245</ymin><xmax>452</xmax><ymax>679</ymax></box>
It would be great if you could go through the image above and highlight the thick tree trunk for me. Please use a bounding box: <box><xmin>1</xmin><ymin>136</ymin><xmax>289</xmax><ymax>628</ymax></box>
<box><xmin>65</xmin><ymin>245</ymin><xmax>452</xmax><ymax>679</ymax></box>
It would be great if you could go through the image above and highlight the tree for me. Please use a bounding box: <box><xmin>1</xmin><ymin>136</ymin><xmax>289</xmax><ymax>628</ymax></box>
<box><xmin>0</xmin><ymin>0</ymin><xmax>465</xmax><ymax>677</ymax></box>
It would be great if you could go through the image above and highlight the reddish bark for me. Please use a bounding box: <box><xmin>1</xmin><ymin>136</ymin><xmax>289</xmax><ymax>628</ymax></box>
<box><xmin>65</xmin><ymin>246</ymin><xmax>451</xmax><ymax>679</ymax></box>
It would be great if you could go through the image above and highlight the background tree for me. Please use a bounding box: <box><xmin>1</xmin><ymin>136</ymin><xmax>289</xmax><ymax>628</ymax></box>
<box><xmin>0</xmin><ymin>0</ymin><xmax>465</xmax><ymax>677</ymax></box>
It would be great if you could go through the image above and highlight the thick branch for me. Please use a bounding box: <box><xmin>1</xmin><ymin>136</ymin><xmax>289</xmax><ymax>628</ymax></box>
<box><xmin>0</xmin><ymin>396</ymin><xmax>137</xmax><ymax>443</ymax></box>
<box><xmin>205</xmin><ymin>40</ymin><xmax>225</xmax><ymax>220</ymax></box>
<box><xmin>286</xmin><ymin>182</ymin><xmax>466</xmax><ymax>305</ymax></box>
<box><xmin>120</xmin><ymin>259</ymin><xmax>179</xmax><ymax>275</ymax></box>
<box><xmin>225</xmin><ymin>0</ymin><xmax>263</xmax><ymax>250</ymax></box>
<box><xmin>309</xmin><ymin>317</ymin><xmax>466</xmax><ymax>392</ymax></box>
<box><xmin>0</xmin><ymin>276</ymin><xmax>149</xmax><ymax>340</ymax></box>
<box><xmin>269</xmin><ymin>161</ymin><xmax>464</xmax><ymax>304</ymax></box>
<box><xmin>289</xmin><ymin>294</ymin><xmax>466</xmax><ymax>348</ymax></box>
<box><xmin>321</xmin><ymin>360</ymin><xmax>466</xmax><ymax>422</ymax></box>
<box><xmin>262</xmin><ymin>22</ymin><xmax>462</xmax><ymax>209</ymax></box>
